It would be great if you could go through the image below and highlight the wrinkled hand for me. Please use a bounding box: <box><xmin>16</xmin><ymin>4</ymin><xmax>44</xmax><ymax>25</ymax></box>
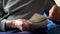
<box><xmin>13</xmin><ymin>19</ymin><xmax>39</xmax><ymax>31</ymax></box>
<box><xmin>48</xmin><ymin>5</ymin><xmax>60</xmax><ymax>21</ymax></box>
<box><xmin>12</xmin><ymin>19</ymin><xmax>30</xmax><ymax>31</ymax></box>
<box><xmin>6</xmin><ymin>19</ymin><xmax>39</xmax><ymax>31</ymax></box>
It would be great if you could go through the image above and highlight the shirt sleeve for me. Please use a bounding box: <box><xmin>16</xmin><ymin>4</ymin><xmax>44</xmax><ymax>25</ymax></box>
<box><xmin>0</xmin><ymin>19</ymin><xmax>7</xmax><ymax>31</ymax></box>
<box><xmin>0</xmin><ymin>0</ymin><xmax>6</xmax><ymax>31</ymax></box>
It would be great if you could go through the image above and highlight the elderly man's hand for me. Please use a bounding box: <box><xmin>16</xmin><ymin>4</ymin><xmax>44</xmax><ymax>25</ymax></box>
<box><xmin>48</xmin><ymin>5</ymin><xmax>60</xmax><ymax>21</ymax></box>
<box><xmin>6</xmin><ymin>19</ymin><xmax>39</xmax><ymax>31</ymax></box>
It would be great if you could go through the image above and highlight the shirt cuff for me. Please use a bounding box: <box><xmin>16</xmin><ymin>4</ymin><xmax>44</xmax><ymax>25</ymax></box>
<box><xmin>0</xmin><ymin>19</ymin><xmax>7</xmax><ymax>31</ymax></box>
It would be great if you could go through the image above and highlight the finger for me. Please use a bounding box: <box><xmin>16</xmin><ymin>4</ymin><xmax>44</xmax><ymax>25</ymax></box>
<box><xmin>22</xmin><ymin>22</ymin><xmax>29</xmax><ymax>31</ymax></box>
<box><xmin>17</xmin><ymin>25</ymin><xmax>23</xmax><ymax>31</ymax></box>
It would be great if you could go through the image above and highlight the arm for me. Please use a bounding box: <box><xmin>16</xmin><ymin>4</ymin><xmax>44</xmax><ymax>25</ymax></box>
<box><xmin>0</xmin><ymin>0</ymin><xmax>29</xmax><ymax>31</ymax></box>
<box><xmin>0</xmin><ymin>0</ymin><xmax>6</xmax><ymax>31</ymax></box>
<box><xmin>0</xmin><ymin>0</ymin><xmax>48</xmax><ymax>31</ymax></box>
<box><xmin>0</xmin><ymin>0</ymin><xmax>18</xmax><ymax>31</ymax></box>
<box><xmin>0</xmin><ymin>0</ymin><xmax>32</xmax><ymax>31</ymax></box>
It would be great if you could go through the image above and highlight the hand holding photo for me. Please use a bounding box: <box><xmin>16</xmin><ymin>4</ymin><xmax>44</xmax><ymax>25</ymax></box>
<box><xmin>29</xmin><ymin>13</ymin><xmax>47</xmax><ymax>28</ymax></box>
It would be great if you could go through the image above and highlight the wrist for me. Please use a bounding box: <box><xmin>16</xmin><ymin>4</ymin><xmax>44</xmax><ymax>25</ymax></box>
<box><xmin>6</xmin><ymin>21</ymin><xmax>12</xmax><ymax>28</ymax></box>
<box><xmin>6</xmin><ymin>20</ymin><xmax>16</xmax><ymax>29</ymax></box>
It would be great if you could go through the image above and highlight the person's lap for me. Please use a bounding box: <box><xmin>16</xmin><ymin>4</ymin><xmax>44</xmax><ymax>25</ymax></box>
<box><xmin>0</xmin><ymin>28</ymin><xmax>47</xmax><ymax>34</ymax></box>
